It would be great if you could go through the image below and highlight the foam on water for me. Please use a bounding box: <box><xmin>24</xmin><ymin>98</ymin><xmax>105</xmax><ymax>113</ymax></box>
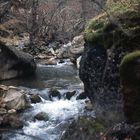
<box><xmin>10</xmin><ymin>99</ymin><xmax>86</xmax><ymax>140</ymax></box>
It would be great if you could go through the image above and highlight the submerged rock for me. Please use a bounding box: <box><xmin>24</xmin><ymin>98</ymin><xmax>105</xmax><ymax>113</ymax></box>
<box><xmin>76</xmin><ymin>92</ymin><xmax>87</xmax><ymax>100</ymax></box>
<box><xmin>48</xmin><ymin>88</ymin><xmax>61</xmax><ymax>100</ymax></box>
<box><xmin>34</xmin><ymin>112</ymin><xmax>49</xmax><ymax>121</ymax></box>
<box><xmin>30</xmin><ymin>94</ymin><xmax>42</xmax><ymax>104</ymax></box>
<box><xmin>0</xmin><ymin>43</ymin><xmax>36</xmax><ymax>80</ymax></box>
<box><xmin>65</xmin><ymin>91</ymin><xmax>76</xmax><ymax>100</ymax></box>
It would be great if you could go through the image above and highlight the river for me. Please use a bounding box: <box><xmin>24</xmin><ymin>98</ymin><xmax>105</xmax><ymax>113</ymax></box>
<box><xmin>1</xmin><ymin>62</ymin><xmax>92</xmax><ymax>140</ymax></box>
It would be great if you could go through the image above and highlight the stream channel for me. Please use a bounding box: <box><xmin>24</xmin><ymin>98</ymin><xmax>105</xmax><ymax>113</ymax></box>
<box><xmin>0</xmin><ymin>61</ymin><xmax>94</xmax><ymax>140</ymax></box>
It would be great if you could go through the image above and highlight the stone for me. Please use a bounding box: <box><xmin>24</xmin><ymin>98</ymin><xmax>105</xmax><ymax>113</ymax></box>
<box><xmin>69</xmin><ymin>35</ymin><xmax>85</xmax><ymax>55</ymax></box>
<box><xmin>65</xmin><ymin>91</ymin><xmax>76</xmax><ymax>100</ymax></box>
<box><xmin>48</xmin><ymin>88</ymin><xmax>61</xmax><ymax>100</ymax></box>
<box><xmin>8</xmin><ymin>109</ymin><xmax>17</xmax><ymax>114</ymax></box>
<box><xmin>2</xmin><ymin>114</ymin><xmax>23</xmax><ymax>129</ymax></box>
<box><xmin>30</xmin><ymin>94</ymin><xmax>42</xmax><ymax>104</ymax></box>
<box><xmin>76</xmin><ymin>92</ymin><xmax>87</xmax><ymax>100</ymax></box>
<box><xmin>1</xmin><ymin>86</ymin><xmax>30</xmax><ymax>111</ymax></box>
<box><xmin>56</xmin><ymin>35</ymin><xmax>85</xmax><ymax>61</ymax></box>
<box><xmin>85</xmin><ymin>101</ymin><xmax>93</xmax><ymax>111</ymax></box>
<box><xmin>0</xmin><ymin>43</ymin><xmax>36</xmax><ymax>80</ymax></box>
<box><xmin>45</xmin><ymin>57</ymin><xmax>57</xmax><ymax>65</ymax></box>
<box><xmin>34</xmin><ymin>112</ymin><xmax>49</xmax><ymax>121</ymax></box>
<box><xmin>0</xmin><ymin>108</ymin><xmax>7</xmax><ymax>115</ymax></box>
<box><xmin>59</xmin><ymin>59</ymin><xmax>65</xmax><ymax>64</ymax></box>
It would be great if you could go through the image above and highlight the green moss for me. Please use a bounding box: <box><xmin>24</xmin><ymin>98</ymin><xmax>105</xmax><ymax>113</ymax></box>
<box><xmin>84</xmin><ymin>0</ymin><xmax>140</xmax><ymax>48</ymax></box>
<box><xmin>75</xmin><ymin>117</ymin><xmax>106</xmax><ymax>134</ymax></box>
<box><xmin>120</xmin><ymin>51</ymin><xmax>140</xmax><ymax>67</ymax></box>
<box><xmin>87</xmin><ymin>19</ymin><xmax>105</xmax><ymax>31</ymax></box>
<box><xmin>62</xmin><ymin>117</ymin><xmax>107</xmax><ymax>140</ymax></box>
<box><xmin>106</xmin><ymin>0</ymin><xmax>139</xmax><ymax>15</ymax></box>
<box><xmin>84</xmin><ymin>29</ymin><xmax>102</xmax><ymax>43</ymax></box>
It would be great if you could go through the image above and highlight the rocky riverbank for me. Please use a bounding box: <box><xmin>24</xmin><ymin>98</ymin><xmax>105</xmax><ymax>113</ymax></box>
<box><xmin>0</xmin><ymin>42</ymin><xmax>36</xmax><ymax>80</ymax></box>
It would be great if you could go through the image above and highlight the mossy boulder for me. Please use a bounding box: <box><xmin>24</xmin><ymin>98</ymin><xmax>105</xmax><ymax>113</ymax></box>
<box><xmin>84</xmin><ymin>0</ymin><xmax>140</xmax><ymax>49</ymax></box>
<box><xmin>79</xmin><ymin>0</ymin><xmax>140</xmax><ymax>116</ymax></box>
<box><xmin>61</xmin><ymin>117</ymin><xmax>106</xmax><ymax>140</ymax></box>
<box><xmin>120</xmin><ymin>51</ymin><xmax>140</xmax><ymax>123</ymax></box>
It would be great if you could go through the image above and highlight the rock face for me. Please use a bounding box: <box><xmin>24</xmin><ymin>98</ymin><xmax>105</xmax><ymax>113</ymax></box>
<box><xmin>120</xmin><ymin>51</ymin><xmax>140</xmax><ymax>123</ymax></box>
<box><xmin>79</xmin><ymin>1</ymin><xmax>140</xmax><ymax>114</ymax></box>
<box><xmin>0</xmin><ymin>43</ymin><xmax>36</xmax><ymax>80</ymax></box>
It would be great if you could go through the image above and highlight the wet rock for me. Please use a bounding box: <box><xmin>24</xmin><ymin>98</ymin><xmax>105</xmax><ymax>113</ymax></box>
<box><xmin>56</xmin><ymin>35</ymin><xmax>84</xmax><ymax>61</ymax></box>
<box><xmin>8</xmin><ymin>109</ymin><xmax>17</xmax><ymax>114</ymax></box>
<box><xmin>56</xmin><ymin>42</ymin><xmax>71</xmax><ymax>59</ymax></box>
<box><xmin>30</xmin><ymin>94</ymin><xmax>42</xmax><ymax>104</ymax></box>
<box><xmin>48</xmin><ymin>88</ymin><xmax>61</xmax><ymax>101</ymax></box>
<box><xmin>2</xmin><ymin>114</ymin><xmax>23</xmax><ymax>129</ymax></box>
<box><xmin>59</xmin><ymin>59</ymin><xmax>65</xmax><ymax>64</ymax></box>
<box><xmin>0</xmin><ymin>85</ymin><xmax>30</xmax><ymax>111</ymax></box>
<box><xmin>69</xmin><ymin>35</ymin><xmax>85</xmax><ymax>56</ymax></box>
<box><xmin>0</xmin><ymin>108</ymin><xmax>7</xmax><ymax>115</ymax></box>
<box><xmin>76</xmin><ymin>92</ymin><xmax>87</xmax><ymax>100</ymax></box>
<box><xmin>85</xmin><ymin>100</ymin><xmax>93</xmax><ymax>111</ymax></box>
<box><xmin>120</xmin><ymin>51</ymin><xmax>140</xmax><ymax>123</ymax></box>
<box><xmin>0</xmin><ymin>43</ymin><xmax>36</xmax><ymax>80</ymax></box>
<box><xmin>46</xmin><ymin>57</ymin><xmax>57</xmax><ymax>65</ymax></box>
<box><xmin>61</xmin><ymin>117</ymin><xmax>106</xmax><ymax>140</ymax></box>
<box><xmin>34</xmin><ymin>112</ymin><xmax>49</xmax><ymax>121</ymax></box>
<box><xmin>65</xmin><ymin>91</ymin><xmax>76</xmax><ymax>100</ymax></box>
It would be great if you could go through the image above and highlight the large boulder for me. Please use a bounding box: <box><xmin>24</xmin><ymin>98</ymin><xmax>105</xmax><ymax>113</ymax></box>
<box><xmin>0</xmin><ymin>85</ymin><xmax>30</xmax><ymax>110</ymax></box>
<box><xmin>120</xmin><ymin>51</ymin><xmax>140</xmax><ymax>123</ymax></box>
<box><xmin>79</xmin><ymin>0</ymin><xmax>140</xmax><ymax>117</ymax></box>
<box><xmin>0</xmin><ymin>42</ymin><xmax>36</xmax><ymax>80</ymax></box>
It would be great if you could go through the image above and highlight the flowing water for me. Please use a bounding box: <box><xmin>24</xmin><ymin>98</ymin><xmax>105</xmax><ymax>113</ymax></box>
<box><xmin>1</xmin><ymin>62</ymin><xmax>91</xmax><ymax>140</ymax></box>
